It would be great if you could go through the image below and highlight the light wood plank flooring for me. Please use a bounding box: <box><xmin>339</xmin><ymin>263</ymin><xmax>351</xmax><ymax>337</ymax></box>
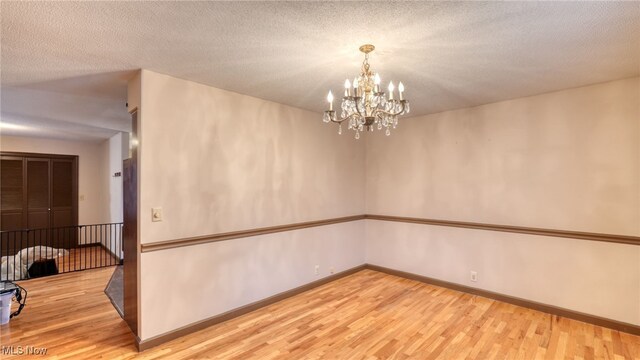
<box><xmin>1</xmin><ymin>267</ymin><xmax>638</xmax><ymax>359</ymax></box>
<box><xmin>55</xmin><ymin>246</ymin><xmax>120</xmax><ymax>272</ymax></box>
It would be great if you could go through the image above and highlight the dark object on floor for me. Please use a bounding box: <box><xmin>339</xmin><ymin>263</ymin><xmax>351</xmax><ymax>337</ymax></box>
<box><xmin>28</xmin><ymin>259</ymin><xmax>59</xmax><ymax>278</ymax></box>
<box><xmin>105</xmin><ymin>265</ymin><xmax>123</xmax><ymax>318</ymax></box>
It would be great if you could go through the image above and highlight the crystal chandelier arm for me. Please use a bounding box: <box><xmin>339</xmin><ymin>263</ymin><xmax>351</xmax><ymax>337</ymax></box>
<box><xmin>322</xmin><ymin>44</ymin><xmax>409</xmax><ymax>137</ymax></box>
<box><xmin>330</xmin><ymin>112</ymin><xmax>361</xmax><ymax>124</ymax></box>
<box><xmin>373</xmin><ymin>100</ymin><xmax>407</xmax><ymax>117</ymax></box>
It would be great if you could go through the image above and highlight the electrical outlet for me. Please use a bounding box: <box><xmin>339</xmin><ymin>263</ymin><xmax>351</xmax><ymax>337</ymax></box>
<box><xmin>470</xmin><ymin>271</ymin><xmax>478</xmax><ymax>282</ymax></box>
<box><xmin>314</xmin><ymin>265</ymin><xmax>320</xmax><ymax>275</ymax></box>
<box><xmin>152</xmin><ymin>207</ymin><xmax>163</xmax><ymax>222</ymax></box>
<box><xmin>330</xmin><ymin>267</ymin><xmax>335</xmax><ymax>274</ymax></box>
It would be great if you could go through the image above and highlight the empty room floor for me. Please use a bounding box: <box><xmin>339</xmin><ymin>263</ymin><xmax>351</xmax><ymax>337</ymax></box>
<box><xmin>2</xmin><ymin>268</ymin><xmax>638</xmax><ymax>359</ymax></box>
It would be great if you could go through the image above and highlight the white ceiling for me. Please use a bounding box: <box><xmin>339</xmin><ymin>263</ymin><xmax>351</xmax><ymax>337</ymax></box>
<box><xmin>1</xmin><ymin>2</ymin><xmax>639</xmax><ymax>140</ymax></box>
<box><xmin>1</xmin><ymin>85</ymin><xmax>132</xmax><ymax>141</ymax></box>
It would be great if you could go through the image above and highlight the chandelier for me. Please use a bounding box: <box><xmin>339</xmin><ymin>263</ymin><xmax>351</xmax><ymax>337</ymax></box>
<box><xmin>323</xmin><ymin>44</ymin><xmax>410</xmax><ymax>139</ymax></box>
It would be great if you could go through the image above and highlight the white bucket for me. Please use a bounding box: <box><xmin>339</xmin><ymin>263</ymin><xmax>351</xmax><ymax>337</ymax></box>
<box><xmin>0</xmin><ymin>291</ymin><xmax>14</xmax><ymax>325</ymax></box>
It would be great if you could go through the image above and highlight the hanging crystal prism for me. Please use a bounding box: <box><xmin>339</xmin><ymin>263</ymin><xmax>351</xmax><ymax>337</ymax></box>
<box><xmin>321</xmin><ymin>44</ymin><xmax>409</xmax><ymax>139</ymax></box>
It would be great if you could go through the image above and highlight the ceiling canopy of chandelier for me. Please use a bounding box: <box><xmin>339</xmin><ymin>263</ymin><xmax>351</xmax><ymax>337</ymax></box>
<box><xmin>323</xmin><ymin>44</ymin><xmax>410</xmax><ymax>139</ymax></box>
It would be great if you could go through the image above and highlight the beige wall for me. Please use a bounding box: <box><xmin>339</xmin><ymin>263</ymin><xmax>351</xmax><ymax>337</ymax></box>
<box><xmin>0</xmin><ymin>135</ymin><xmax>111</xmax><ymax>225</ymax></box>
<box><xmin>138</xmin><ymin>70</ymin><xmax>365</xmax><ymax>243</ymax></box>
<box><xmin>366</xmin><ymin>221</ymin><xmax>640</xmax><ymax>325</ymax></box>
<box><xmin>142</xmin><ymin>221</ymin><xmax>364</xmax><ymax>339</ymax></box>
<box><xmin>365</xmin><ymin>77</ymin><xmax>640</xmax><ymax>325</ymax></box>
<box><xmin>133</xmin><ymin>72</ymin><xmax>639</xmax><ymax>338</ymax></box>
<box><xmin>366</xmin><ymin>77</ymin><xmax>639</xmax><ymax>236</ymax></box>
<box><xmin>107</xmin><ymin>132</ymin><xmax>128</xmax><ymax>224</ymax></box>
<box><xmin>127</xmin><ymin>71</ymin><xmax>141</xmax><ymax>114</ymax></box>
<box><xmin>135</xmin><ymin>70</ymin><xmax>366</xmax><ymax>339</ymax></box>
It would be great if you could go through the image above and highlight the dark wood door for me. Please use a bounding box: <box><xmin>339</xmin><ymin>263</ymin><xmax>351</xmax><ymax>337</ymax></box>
<box><xmin>0</xmin><ymin>156</ymin><xmax>26</xmax><ymax>231</ymax></box>
<box><xmin>26</xmin><ymin>158</ymin><xmax>51</xmax><ymax>230</ymax></box>
<box><xmin>51</xmin><ymin>158</ymin><xmax>77</xmax><ymax>248</ymax></box>
<box><xmin>0</xmin><ymin>152</ymin><xmax>78</xmax><ymax>255</ymax></box>
<box><xmin>1</xmin><ymin>156</ymin><xmax>27</xmax><ymax>256</ymax></box>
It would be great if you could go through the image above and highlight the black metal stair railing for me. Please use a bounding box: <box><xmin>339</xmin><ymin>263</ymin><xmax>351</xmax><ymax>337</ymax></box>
<box><xmin>0</xmin><ymin>223</ymin><xmax>123</xmax><ymax>281</ymax></box>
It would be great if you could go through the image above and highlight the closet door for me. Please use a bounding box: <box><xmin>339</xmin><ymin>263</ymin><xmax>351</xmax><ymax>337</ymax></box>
<box><xmin>0</xmin><ymin>156</ymin><xmax>26</xmax><ymax>231</ymax></box>
<box><xmin>51</xmin><ymin>158</ymin><xmax>76</xmax><ymax>248</ymax></box>
<box><xmin>1</xmin><ymin>156</ymin><xmax>26</xmax><ymax>256</ymax></box>
<box><xmin>51</xmin><ymin>159</ymin><xmax>75</xmax><ymax>227</ymax></box>
<box><xmin>1</xmin><ymin>152</ymin><xmax>78</xmax><ymax>253</ymax></box>
<box><xmin>25</xmin><ymin>158</ymin><xmax>51</xmax><ymax>248</ymax></box>
<box><xmin>26</xmin><ymin>158</ymin><xmax>51</xmax><ymax>230</ymax></box>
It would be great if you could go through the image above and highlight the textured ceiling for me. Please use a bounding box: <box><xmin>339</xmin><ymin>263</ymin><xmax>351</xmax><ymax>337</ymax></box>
<box><xmin>1</xmin><ymin>1</ymin><xmax>639</xmax><ymax>140</ymax></box>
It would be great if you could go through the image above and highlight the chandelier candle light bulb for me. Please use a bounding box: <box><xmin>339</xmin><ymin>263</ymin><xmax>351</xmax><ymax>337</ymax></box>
<box><xmin>322</xmin><ymin>44</ymin><xmax>410</xmax><ymax>139</ymax></box>
<box><xmin>353</xmin><ymin>77</ymin><xmax>359</xmax><ymax>97</ymax></box>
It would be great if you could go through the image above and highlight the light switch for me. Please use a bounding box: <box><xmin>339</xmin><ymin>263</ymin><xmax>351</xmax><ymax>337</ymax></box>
<box><xmin>152</xmin><ymin>207</ymin><xmax>163</xmax><ymax>222</ymax></box>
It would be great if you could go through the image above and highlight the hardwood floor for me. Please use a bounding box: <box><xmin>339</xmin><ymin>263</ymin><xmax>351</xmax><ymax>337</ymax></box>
<box><xmin>55</xmin><ymin>246</ymin><xmax>120</xmax><ymax>273</ymax></box>
<box><xmin>1</xmin><ymin>267</ymin><xmax>639</xmax><ymax>359</ymax></box>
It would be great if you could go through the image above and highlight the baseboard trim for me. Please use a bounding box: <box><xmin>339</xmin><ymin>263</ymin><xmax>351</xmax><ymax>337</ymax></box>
<box><xmin>136</xmin><ymin>264</ymin><xmax>367</xmax><ymax>351</ymax></box>
<box><xmin>364</xmin><ymin>264</ymin><xmax>640</xmax><ymax>336</ymax></box>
